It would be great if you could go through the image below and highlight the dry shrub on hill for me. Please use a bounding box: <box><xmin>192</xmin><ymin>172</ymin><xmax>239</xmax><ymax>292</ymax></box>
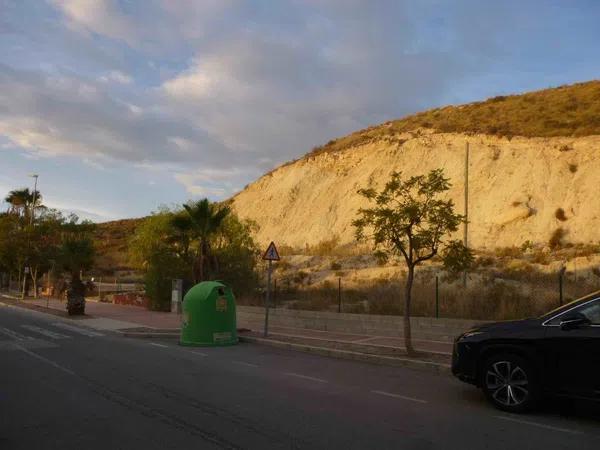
<box><xmin>303</xmin><ymin>81</ymin><xmax>600</xmax><ymax>158</ymax></box>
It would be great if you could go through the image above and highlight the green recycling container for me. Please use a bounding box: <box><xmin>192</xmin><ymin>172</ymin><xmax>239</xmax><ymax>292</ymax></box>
<box><xmin>180</xmin><ymin>281</ymin><xmax>238</xmax><ymax>346</ymax></box>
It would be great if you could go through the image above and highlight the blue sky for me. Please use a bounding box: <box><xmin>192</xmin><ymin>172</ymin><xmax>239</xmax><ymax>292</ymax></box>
<box><xmin>1</xmin><ymin>0</ymin><xmax>599</xmax><ymax>221</ymax></box>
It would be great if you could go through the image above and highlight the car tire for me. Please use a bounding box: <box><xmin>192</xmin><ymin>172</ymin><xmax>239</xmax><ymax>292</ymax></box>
<box><xmin>481</xmin><ymin>353</ymin><xmax>539</xmax><ymax>413</ymax></box>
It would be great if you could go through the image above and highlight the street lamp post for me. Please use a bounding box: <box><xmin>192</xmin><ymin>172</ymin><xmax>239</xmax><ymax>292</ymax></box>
<box><xmin>29</xmin><ymin>174</ymin><xmax>38</xmax><ymax>226</ymax></box>
<box><xmin>21</xmin><ymin>174</ymin><xmax>39</xmax><ymax>300</ymax></box>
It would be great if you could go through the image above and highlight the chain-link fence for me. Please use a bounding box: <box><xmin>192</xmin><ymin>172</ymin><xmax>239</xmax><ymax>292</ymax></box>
<box><xmin>238</xmin><ymin>263</ymin><xmax>600</xmax><ymax>321</ymax></box>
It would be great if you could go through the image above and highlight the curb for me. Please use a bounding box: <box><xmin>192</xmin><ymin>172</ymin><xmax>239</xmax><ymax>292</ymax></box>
<box><xmin>120</xmin><ymin>331</ymin><xmax>179</xmax><ymax>339</ymax></box>
<box><xmin>0</xmin><ymin>295</ymin><xmax>90</xmax><ymax>320</ymax></box>
<box><xmin>238</xmin><ymin>335</ymin><xmax>451</xmax><ymax>375</ymax></box>
<box><xmin>262</xmin><ymin>331</ymin><xmax>452</xmax><ymax>357</ymax></box>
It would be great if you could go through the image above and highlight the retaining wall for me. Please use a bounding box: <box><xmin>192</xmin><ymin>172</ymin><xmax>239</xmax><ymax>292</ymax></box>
<box><xmin>237</xmin><ymin>306</ymin><xmax>486</xmax><ymax>340</ymax></box>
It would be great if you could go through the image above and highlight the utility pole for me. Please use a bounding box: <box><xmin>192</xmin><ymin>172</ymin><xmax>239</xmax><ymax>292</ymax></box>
<box><xmin>463</xmin><ymin>142</ymin><xmax>469</xmax><ymax>288</ymax></box>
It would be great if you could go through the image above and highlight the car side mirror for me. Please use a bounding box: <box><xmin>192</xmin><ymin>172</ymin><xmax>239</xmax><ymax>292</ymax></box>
<box><xmin>560</xmin><ymin>313</ymin><xmax>590</xmax><ymax>331</ymax></box>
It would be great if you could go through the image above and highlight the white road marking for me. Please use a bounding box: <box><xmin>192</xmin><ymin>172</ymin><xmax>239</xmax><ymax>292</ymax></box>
<box><xmin>284</xmin><ymin>372</ymin><xmax>328</xmax><ymax>383</ymax></box>
<box><xmin>15</xmin><ymin>345</ymin><xmax>75</xmax><ymax>376</ymax></box>
<box><xmin>494</xmin><ymin>415</ymin><xmax>583</xmax><ymax>435</ymax></box>
<box><xmin>21</xmin><ymin>325</ymin><xmax>69</xmax><ymax>339</ymax></box>
<box><xmin>51</xmin><ymin>322</ymin><xmax>104</xmax><ymax>337</ymax></box>
<box><xmin>371</xmin><ymin>390</ymin><xmax>428</xmax><ymax>404</ymax></box>
<box><xmin>186</xmin><ymin>350</ymin><xmax>208</xmax><ymax>357</ymax></box>
<box><xmin>149</xmin><ymin>343</ymin><xmax>168</xmax><ymax>348</ymax></box>
<box><xmin>0</xmin><ymin>327</ymin><xmax>34</xmax><ymax>341</ymax></box>
<box><xmin>232</xmin><ymin>360</ymin><xmax>258</xmax><ymax>368</ymax></box>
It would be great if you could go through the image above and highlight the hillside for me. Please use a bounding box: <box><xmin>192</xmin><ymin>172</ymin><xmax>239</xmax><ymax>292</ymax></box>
<box><xmin>231</xmin><ymin>81</ymin><xmax>600</xmax><ymax>250</ymax></box>
<box><xmin>93</xmin><ymin>218</ymin><xmax>143</xmax><ymax>273</ymax></box>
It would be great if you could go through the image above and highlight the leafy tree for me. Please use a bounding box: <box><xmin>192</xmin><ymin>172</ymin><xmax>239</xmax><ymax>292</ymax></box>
<box><xmin>353</xmin><ymin>169</ymin><xmax>473</xmax><ymax>354</ymax></box>
<box><xmin>25</xmin><ymin>209</ymin><xmax>64</xmax><ymax>297</ymax></box>
<box><xmin>129</xmin><ymin>211</ymin><xmax>177</xmax><ymax>270</ymax></box>
<box><xmin>129</xmin><ymin>203</ymin><xmax>259</xmax><ymax>310</ymax></box>
<box><xmin>0</xmin><ymin>213</ymin><xmax>22</xmax><ymax>286</ymax></box>
<box><xmin>129</xmin><ymin>211</ymin><xmax>187</xmax><ymax>310</ymax></box>
<box><xmin>211</xmin><ymin>215</ymin><xmax>260</xmax><ymax>296</ymax></box>
<box><xmin>58</xmin><ymin>215</ymin><xmax>96</xmax><ymax>283</ymax></box>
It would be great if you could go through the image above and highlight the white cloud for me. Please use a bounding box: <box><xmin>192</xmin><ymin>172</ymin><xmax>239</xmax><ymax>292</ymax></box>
<box><xmin>0</xmin><ymin>65</ymin><xmax>232</xmax><ymax>166</ymax></box>
<box><xmin>162</xmin><ymin>65</ymin><xmax>217</xmax><ymax>99</ymax></box>
<box><xmin>98</xmin><ymin>70</ymin><xmax>132</xmax><ymax>84</ymax></box>
<box><xmin>174</xmin><ymin>168</ymin><xmax>247</xmax><ymax>199</ymax></box>
<box><xmin>50</xmin><ymin>0</ymin><xmax>234</xmax><ymax>51</ymax></box>
<box><xmin>51</xmin><ymin>0</ymin><xmax>139</xmax><ymax>45</ymax></box>
<box><xmin>7</xmin><ymin>0</ymin><xmax>587</xmax><ymax>212</ymax></box>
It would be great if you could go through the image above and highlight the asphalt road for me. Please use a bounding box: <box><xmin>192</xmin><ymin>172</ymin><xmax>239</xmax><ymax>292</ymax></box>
<box><xmin>1</xmin><ymin>305</ymin><xmax>600</xmax><ymax>450</ymax></box>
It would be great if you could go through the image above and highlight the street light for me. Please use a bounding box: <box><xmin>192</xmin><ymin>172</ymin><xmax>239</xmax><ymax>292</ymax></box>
<box><xmin>22</xmin><ymin>174</ymin><xmax>38</xmax><ymax>299</ymax></box>
<box><xmin>29</xmin><ymin>174</ymin><xmax>38</xmax><ymax>226</ymax></box>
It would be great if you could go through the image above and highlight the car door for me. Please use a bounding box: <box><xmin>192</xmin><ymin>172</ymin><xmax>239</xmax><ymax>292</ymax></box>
<box><xmin>542</xmin><ymin>297</ymin><xmax>600</xmax><ymax>399</ymax></box>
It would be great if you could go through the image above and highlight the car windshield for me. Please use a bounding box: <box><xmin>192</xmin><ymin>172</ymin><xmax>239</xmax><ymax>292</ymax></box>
<box><xmin>539</xmin><ymin>290</ymin><xmax>600</xmax><ymax>320</ymax></box>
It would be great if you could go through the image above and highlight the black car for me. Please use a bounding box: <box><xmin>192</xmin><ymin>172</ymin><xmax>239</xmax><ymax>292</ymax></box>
<box><xmin>452</xmin><ymin>290</ymin><xmax>600</xmax><ymax>412</ymax></box>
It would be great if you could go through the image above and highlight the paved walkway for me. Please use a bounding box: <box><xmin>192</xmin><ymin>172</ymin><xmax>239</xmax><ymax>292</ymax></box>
<box><xmin>2</xmin><ymin>295</ymin><xmax>454</xmax><ymax>356</ymax></box>
<box><xmin>7</xmin><ymin>297</ymin><xmax>181</xmax><ymax>329</ymax></box>
<box><xmin>245</xmin><ymin>324</ymin><xmax>453</xmax><ymax>355</ymax></box>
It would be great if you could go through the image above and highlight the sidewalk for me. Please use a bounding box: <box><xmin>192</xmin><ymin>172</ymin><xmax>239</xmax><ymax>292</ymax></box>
<box><xmin>1</xmin><ymin>294</ymin><xmax>453</xmax><ymax>371</ymax></box>
<box><xmin>1</xmin><ymin>294</ymin><xmax>181</xmax><ymax>331</ymax></box>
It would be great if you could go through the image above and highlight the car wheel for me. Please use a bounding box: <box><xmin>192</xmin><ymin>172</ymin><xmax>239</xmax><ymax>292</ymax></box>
<box><xmin>481</xmin><ymin>354</ymin><xmax>538</xmax><ymax>413</ymax></box>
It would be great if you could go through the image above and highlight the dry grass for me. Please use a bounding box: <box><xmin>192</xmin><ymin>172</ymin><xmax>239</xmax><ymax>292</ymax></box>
<box><xmin>302</xmin><ymin>80</ymin><xmax>600</xmax><ymax>159</ymax></box>
<box><xmin>279</xmin><ymin>239</ymin><xmax>372</xmax><ymax>257</ymax></box>
<box><xmin>248</xmin><ymin>259</ymin><xmax>600</xmax><ymax>320</ymax></box>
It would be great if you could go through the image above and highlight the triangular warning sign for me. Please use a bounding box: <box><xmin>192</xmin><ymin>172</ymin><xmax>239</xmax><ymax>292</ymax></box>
<box><xmin>262</xmin><ymin>241</ymin><xmax>280</xmax><ymax>261</ymax></box>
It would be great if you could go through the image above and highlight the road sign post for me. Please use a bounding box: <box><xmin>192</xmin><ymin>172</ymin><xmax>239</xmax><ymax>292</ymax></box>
<box><xmin>262</xmin><ymin>242</ymin><xmax>280</xmax><ymax>337</ymax></box>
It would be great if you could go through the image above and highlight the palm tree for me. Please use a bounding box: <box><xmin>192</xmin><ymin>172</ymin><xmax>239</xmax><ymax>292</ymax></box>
<box><xmin>182</xmin><ymin>199</ymin><xmax>230</xmax><ymax>282</ymax></box>
<box><xmin>4</xmin><ymin>188</ymin><xmax>42</xmax><ymax>221</ymax></box>
<box><xmin>169</xmin><ymin>213</ymin><xmax>192</xmax><ymax>258</ymax></box>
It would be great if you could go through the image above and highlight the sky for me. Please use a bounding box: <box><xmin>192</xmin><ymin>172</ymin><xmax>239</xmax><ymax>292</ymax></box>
<box><xmin>1</xmin><ymin>0</ymin><xmax>599</xmax><ymax>221</ymax></box>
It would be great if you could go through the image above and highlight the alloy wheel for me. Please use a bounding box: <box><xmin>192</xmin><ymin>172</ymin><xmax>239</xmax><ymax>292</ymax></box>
<box><xmin>485</xmin><ymin>360</ymin><xmax>529</xmax><ymax>407</ymax></box>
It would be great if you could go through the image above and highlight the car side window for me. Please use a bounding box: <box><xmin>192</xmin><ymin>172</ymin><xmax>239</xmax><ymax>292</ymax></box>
<box><xmin>547</xmin><ymin>298</ymin><xmax>600</xmax><ymax>325</ymax></box>
<box><xmin>578</xmin><ymin>300</ymin><xmax>600</xmax><ymax>325</ymax></box>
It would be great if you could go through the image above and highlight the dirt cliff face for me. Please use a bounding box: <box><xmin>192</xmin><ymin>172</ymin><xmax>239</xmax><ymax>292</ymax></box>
<box><xmin>231</xmin><ymin>130</ymin><xmax>600</xmax><ymax>250</ymax></box>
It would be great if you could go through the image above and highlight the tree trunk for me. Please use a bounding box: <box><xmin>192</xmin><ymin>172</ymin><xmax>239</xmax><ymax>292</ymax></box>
<box><xmin>17</xmin><ymin>266</ymin><xmax>22</xmax><ymax>294</ymax></box>
<box><xmin>403</xmin><ymin>265</ymin><xmax>415</xmax><ymax>356</ymax></box>
<box><xmin>31</xmin><ymin>266</ymin><xmax>38</xmax><ymax>298</ymax></box>
<box><xmin>198</xmin><ymin>240</ymin><xmax>205</xmax><ymax>282</ymax></box>
<box><xmin>67</xmin><ymin>270</ymin><xmax>85</xmax><ymax>315</ymax></box>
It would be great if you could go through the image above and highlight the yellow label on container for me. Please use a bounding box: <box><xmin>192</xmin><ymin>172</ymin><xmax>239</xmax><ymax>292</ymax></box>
<box><xmin>216</xmin><ymin>297</ymin><xmax>227</xmax><ymax>312</ymax></box>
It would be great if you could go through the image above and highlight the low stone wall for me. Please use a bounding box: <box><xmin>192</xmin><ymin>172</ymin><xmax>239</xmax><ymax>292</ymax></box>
<box><xmin>237</xmin><ymin>306</ymin><xmax>485</xmax><ymax>339</ymax></box>
<box><xmin>111</xmin><ymin>292</ymin><xmax>150</xmax><ymax>308</ymax></box>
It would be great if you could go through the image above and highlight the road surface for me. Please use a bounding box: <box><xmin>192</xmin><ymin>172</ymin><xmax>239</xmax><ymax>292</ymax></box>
<box><xmin>1</xmin><ymin>304</ymin><xmax>599</xmax><ymax>449</ymax></box>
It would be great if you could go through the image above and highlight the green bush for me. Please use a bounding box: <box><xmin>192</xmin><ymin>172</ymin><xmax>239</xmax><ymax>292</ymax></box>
<box><xmin>144</xmin><ymin>252</ymin><xmax>184</xmax><ymax>311</ymax></box>
<box><xmin>549</xmin><ymin>227</ymin><xmax>566</xmax><ymax>249</ymax></box>
<box><xmin>555</xmin><ymin>208</ymin><xmax>567</xmax><ymax>221</ymax></box>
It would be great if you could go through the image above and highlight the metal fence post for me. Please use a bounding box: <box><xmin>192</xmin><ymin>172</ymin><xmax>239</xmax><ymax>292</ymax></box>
<box><xmin>435</xmin><ymin>275</ymin><xmax>439</xmax><ymax>318</ymax></box>
<box><xmin>338</xmin><ymin>277</ymin><xmax>342</xmax><ymax>313</ymax></box>
<box><xmin>559</xmin><ymin>266</ymin><xmax>566</xmax><ymax>306</ymax></box>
